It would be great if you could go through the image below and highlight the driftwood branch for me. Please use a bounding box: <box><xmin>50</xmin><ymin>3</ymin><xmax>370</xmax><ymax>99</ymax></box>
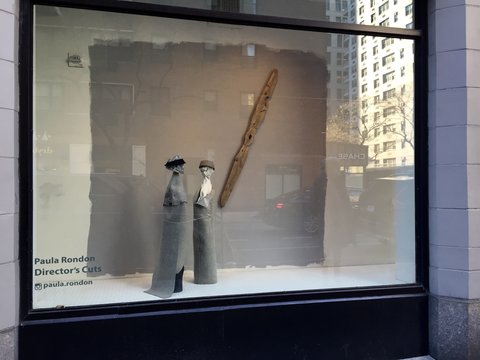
<box><xmin>219</xmin><ymin>68</ymin><xmax>279</xmax><ymax>208</ymax></box>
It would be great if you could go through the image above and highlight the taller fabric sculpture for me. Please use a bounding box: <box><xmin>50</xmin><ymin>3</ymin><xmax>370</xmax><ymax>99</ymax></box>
<box><xmin>146</xmin><ymin>155</ymin><xmax>188</xmax><ymax>298</ymax></box>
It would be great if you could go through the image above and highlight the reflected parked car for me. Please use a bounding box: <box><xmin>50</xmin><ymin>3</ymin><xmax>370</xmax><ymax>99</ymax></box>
<box><xmin>264</xmin><ymin>185</ymin><xmax>362</xmax><ymax>233</ymax></box>
<box><xmin>263</xmin><ymin>188</ymin><xmax>323</xmax><ymax>234</ymax></box>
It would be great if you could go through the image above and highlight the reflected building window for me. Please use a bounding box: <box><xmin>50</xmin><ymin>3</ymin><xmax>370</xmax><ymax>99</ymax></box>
<box><xmin>383</xmin><ymin>123</ymin><xmax>396</xmax><ymax>134</ymax></box>
<box><xmin>383</xmin><ymin>106</ymin><xmax>395</xmax><ymax>117</ymax></box>
<box><xmin>379</xmin><ymin>2</ymin><xmax>389</xmax><ymax>15</ymax></box>
<box><xmin>336</xmin><ymin>52</ymin><xmax>343</xmax><ymax>66</ymax></box>
<box><xmin>240</xmin><ymin>92</ymin><xmax>255</xmax><ymax>115</ymax></box>
<box><xmin>383</xmin><ymin>88</ymin><xmax>396</xmax><ymax>100</ymax></box>
<box><xmin>383</xmin><ymin>157</ymin><xmax>396</xmax><ymax>167</ymax></box>
<box><xmin>383</xmin><ymin>141</ymin><xmax>396</xmax><ymax>151</ymax></box>
<box><xmin>241</xmin><ymin>0</ymin><xmax>256</xmax><ymax>14</ymax></box>
<box><xmin>405</xmin><ymin>4</ymin><xmax>413</xmax><ymax>16</ymax></box>
<box><xmin>265</xmin><ymin>164</ymin><xmax>302</xmax><ymax>200</ymax></box>
<box><xmin>382</xmin><ymin>53</ymin><xmax>395</xmax><ymax>66</ymax></box>
<box><xmin>241</xmin><ymin>43</ymin><xmax>257</xmax><ymax>67</ymax></box>
<box><xmin>242</xmin><ymin>43</ymin><xmax>256</xmax><ymax>57</ymax></box>
<box><xmin>212</xmin><ymin>0</ymin><xmax>240</xmax><ymax>12</ymax></box>
<box><xmin>382</xmin><ymin>38</ymin><xmax>394</xmax><ymax>49</ymax></box>
<box><xmin>211</xmin><ymin>0</ymin><xmax>257</xmax><ymax>14</ymax></box>
<box><xmin>380</xmin><ymin>19</ymin><xmax>389</xmax><ymax>27</ymax></box>
<box><xmin>383</xmin><ymin>71</ymin><xmax>395</xmax><ymax>83</ymax></box>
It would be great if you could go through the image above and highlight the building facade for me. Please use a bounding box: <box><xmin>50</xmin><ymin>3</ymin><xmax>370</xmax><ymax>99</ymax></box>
<box><xmin>1</xmin><ymin>1</ymin><xmax>479</xmax><ymax>359</ymax></box>
<box><xmin>354</xmin><ymin>0</ymin><xmax>415</xmax><ymax>169</ymax></box>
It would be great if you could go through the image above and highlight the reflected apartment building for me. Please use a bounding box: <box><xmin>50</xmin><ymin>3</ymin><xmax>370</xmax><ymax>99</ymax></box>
<box><xmin>352</xmin><ymin>0</ymin><xmax>415</xmax><ymax>169</ymax></box>
<box><xmin>322</xmin><ymin>1</ymin><xmax>415</xmax><ymax>265</ymax></box>
<box><xmin>326</xmin><ymin>0</ymin><xmax>414</xmax><ymax>172</ymax></box>
<box><xmin>358</xmin><ymin>0</ymin><xmax>414</xmax><ymax>169</ymax></box>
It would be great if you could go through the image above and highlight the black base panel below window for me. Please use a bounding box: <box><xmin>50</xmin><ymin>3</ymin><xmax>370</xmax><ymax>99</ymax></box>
<box><xmin>19</xmin><ymin>294</ymin><xmax>428</xmax><ymax>360</ymax></box>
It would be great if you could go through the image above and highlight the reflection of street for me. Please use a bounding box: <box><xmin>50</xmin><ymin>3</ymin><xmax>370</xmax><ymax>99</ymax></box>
<box><xmin>218</xmin><ymin>211</ymin><xmax>395</xmax><ymax>268</ymax></box>
<box><xmin>341</xmin><ymin>231</ymin><xmax>395</xmax><ymax>266</ymax></box>
<box><xmin>219</xmin><ymin>211</ymin><xmax>324</xmax><ymax>267</ymax></box>
<box><xmin>323</xmin><ymin>210</ymin><xmax>396</xmax><ymax>267</ymax></box>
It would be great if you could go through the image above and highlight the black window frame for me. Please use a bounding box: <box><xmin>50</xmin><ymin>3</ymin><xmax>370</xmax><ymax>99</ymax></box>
<box><xmin>19</xmin><ymin>0</ymin><xmax>429</xmax><ymax>323</ymax></box>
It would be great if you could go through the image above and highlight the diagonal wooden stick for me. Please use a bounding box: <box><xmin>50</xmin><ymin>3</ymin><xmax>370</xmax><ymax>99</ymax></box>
<box><xmin>219</xmin><ymin>68</ymin><xmax>279</xmax><ymax>208</ymax></box>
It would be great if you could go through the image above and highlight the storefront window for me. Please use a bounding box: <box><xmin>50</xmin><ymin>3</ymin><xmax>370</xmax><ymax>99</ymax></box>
<box><xmin>32</xmin><ymin>4</ymin><xmax>415</xmax><ymax>309</ymax></box>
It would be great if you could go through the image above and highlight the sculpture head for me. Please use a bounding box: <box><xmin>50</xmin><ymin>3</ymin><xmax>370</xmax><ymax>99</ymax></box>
<box><xmin>165</xmin><ymin>155</ymin><xmax>185</xmax><ymax>174</ymax></box>
<box><xmin>199</xmin><ymin>160</ymin><xmax>215</xmax><ymax>179</ymax></box>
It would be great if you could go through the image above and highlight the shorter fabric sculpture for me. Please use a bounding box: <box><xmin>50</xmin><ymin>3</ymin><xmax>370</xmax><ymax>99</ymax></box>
<box><xmin>193</xmin><ymin>160</ymin><xmax>217</xmax><ymax>284</ymax></box>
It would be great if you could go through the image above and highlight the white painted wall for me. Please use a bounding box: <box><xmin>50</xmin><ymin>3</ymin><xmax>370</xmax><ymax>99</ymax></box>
<box><xmin>0</xmin><ymin>0</ymin><xmax>19</xmax><ymax>345</ymax></box>
<box><xmin>429</xmin><ymin>0</ymin><xmax>480</xmax><ymax>299</ymax></box>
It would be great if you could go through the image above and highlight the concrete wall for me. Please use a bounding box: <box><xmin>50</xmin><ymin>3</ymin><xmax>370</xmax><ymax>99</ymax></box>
<box><xmin>0</xmin><ymin>0</ymin><xmax>19</xmax><ymax>359</ymax></box>
<box><xmin>428</xmin><ymin>0</ymin><xmax>480</xmax><ymax>358</ymax></box>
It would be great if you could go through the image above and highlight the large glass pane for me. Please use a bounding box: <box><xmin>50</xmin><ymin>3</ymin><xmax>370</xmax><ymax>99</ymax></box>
<box><xmin>118</xmin><ymin>0</ymin><xmax>415</xmax><ymax>28</ymax></box>
<box><xmin>33</xmin><ymin>5</ymin><xmax>415</xmax><ymax>309</ymax></box>
<box><xmin>327</xmin><ymin>32</ymin><xmax>415</xmax><ymax>280</ymax></box>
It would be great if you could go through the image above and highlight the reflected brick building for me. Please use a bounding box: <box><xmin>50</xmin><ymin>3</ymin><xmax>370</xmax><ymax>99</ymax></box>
<box><xmin>86</xmin><ymin>40</ymin><xmax>328</xmax><ymax>274</ymax></box>
<box><xmin>88</xmin><ymin>41</ymin><xmax>328</xmax><ymax>210</ymax></box>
